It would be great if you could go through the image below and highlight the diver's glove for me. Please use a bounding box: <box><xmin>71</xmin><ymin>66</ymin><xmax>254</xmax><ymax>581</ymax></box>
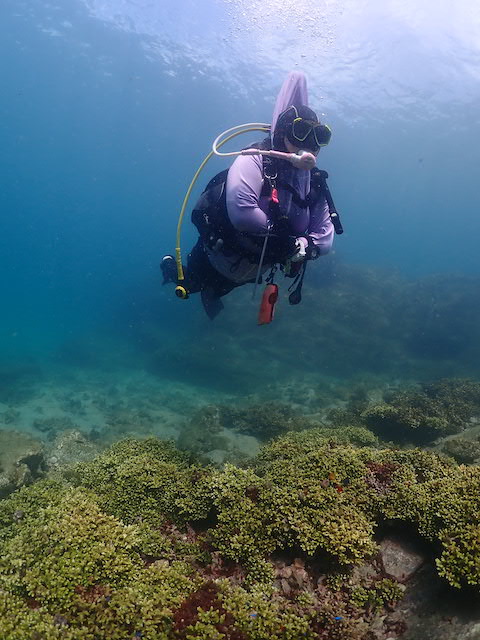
<box><xmin>290</xmin><ymin>237</ymin><xmax>308</xmax><ymax>262</ymax></box>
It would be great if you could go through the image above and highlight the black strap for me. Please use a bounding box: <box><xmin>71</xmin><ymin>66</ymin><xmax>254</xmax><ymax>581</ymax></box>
<box><xmin>311</xmin><ymin>169</ymin><xmax>344</xmax><ymax>235</ymax></box>
<box><xmin>277</xmin><ymin>181</ymin><xmax>310</xmax><ymax>208</ymax></box>
<box><xmin>288</xmin><ymin>261</ymin><xmax>307</xmax><ymax>305</ymax></box>
<box><xmin>261</xmin><ymin>162</ymin><xmax>344</xmax><ymax>235</ymax></box>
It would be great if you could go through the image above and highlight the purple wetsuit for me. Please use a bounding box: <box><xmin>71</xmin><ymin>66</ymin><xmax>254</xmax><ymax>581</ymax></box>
<box><xmin>207</xmin><ymin>71</ymin><xmax>334</xmax><ymax>283</ymax></box>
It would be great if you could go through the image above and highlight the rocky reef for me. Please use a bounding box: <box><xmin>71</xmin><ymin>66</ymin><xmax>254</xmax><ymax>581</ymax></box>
<box><xmin>441</xmin><ymin>437</ymin><xmax>480</xmax><ymax>464</ymax></box>
<box><xmin>328</xmin><ymin>378</ymin><xmax>480</xmax><ymax>446</ymax></box>
<box><xmin>0</xmin><ymin>430</ymin><xmax>45</xmax><ymax>498</ymax></box>
<box><xmin>139</xmin><ymin>261</ymin><xmax>480</xmax><ymax>393</ymax></box>
<box><xmin>2</xmin><ymin>422</ymin><xmax>480</xmax><ymax>639</ymax></box>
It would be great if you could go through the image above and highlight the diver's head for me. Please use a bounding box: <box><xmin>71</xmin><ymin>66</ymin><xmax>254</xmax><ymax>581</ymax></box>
<box><xmin>273</xmin><ymin>105</ymin><xmax>331</xmax><ymax>155</ymax></box>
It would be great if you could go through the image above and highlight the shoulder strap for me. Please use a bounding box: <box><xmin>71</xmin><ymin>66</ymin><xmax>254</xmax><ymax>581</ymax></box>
<box><xmin>311</xmin><ymin>168</ymin><xmax>344</xmax><ymax>235</ymax></box>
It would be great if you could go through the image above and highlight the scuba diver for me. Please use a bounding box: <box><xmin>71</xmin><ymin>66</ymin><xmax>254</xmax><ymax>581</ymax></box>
<box><xmin>161</xmin><ymin>71</ymin><xmax>343</xmax><ymax>321</ymax></box>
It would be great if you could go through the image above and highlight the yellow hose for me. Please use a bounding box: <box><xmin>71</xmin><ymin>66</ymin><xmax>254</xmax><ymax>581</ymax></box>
<box><xmin>175</xmin><ymin>126</ymin><xmax>270</xmax><ymax>281</ymax></box>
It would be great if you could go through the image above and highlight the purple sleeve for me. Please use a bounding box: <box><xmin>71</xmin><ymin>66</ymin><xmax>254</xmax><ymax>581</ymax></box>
<box><xmin>225</xmin><ymin>154</ymin><xmax>268</xmax><ymax>234</ymax></box>
<box><xmin>308</xmin><ymin>194</ymin><xmax>334</xmax><ymax>255</ymax></box>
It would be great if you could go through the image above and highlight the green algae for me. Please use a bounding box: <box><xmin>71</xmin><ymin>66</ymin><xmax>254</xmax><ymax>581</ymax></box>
<box><xmin>74</xmin><ymin>438</ymin><xmax>212</xmax><ymax>527</ymax></box>
<box><xmin>361</xmin><ymin>378</ymin><xmax>480</xmax><ymax>443</ymax></box>
<box><xmin>1</xmin><ymin>427</ymin><xmax>480</xmax><ymax>638</ymax></box>
<box><xmin>442</xmin><ymin>437</ymin><xmax>480</xmax><ymax>464</ymax></box>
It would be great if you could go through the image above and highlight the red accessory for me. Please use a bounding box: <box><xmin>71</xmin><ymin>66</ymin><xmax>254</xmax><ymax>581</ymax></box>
<box><xmin>271</xmin><ymin>187</ymin><xmax>279</xmax><ymax>204</ymax></box>
<box><xmin>258</xmin><ymin>283</ymin><xmax>279</xmax><ymax>325</ymax></box>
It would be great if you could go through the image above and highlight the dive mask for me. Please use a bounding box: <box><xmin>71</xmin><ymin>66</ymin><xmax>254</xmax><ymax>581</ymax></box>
<box><xmin>291</xmin><ymin>118</ymin><xmax>332</xmax><ymax>149</ymax></box>
<box><xmin>274</xmin><ymin>104</ymin><xmax>332</xmax><ymax>155</ymax></box>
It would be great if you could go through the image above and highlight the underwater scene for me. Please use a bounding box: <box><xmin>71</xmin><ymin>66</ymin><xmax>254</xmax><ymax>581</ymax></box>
<box><xmin>1</xmin><ymin>0</ymin><xmax>480</xmax><ymax>638</ymax></box>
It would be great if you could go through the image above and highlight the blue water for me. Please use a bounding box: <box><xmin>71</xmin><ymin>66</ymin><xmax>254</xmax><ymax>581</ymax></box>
<box><xmin>1</xmin><ymin>0</ymin><xmax>480</xmax><ymax>396</ymax></box>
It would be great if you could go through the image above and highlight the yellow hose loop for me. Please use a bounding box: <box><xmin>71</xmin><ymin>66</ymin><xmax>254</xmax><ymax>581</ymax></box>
<box><xmin>175</xmin><ymin>126</ymin><xmax>270</xmax><ymax>282</ymax></box>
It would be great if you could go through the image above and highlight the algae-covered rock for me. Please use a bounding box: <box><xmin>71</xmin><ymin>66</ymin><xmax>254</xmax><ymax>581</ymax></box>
<box><xmin>361</xmin><ymin>400</ymin><xmax>450</xmax><ymax>443</ymax></box>
<box><xmin>255</xmin><ymin>425</ymin><xmax>379</xmax><ymax>458</ymax></box>
<box><xmin>3</xmin><ymin>432</ymin><xmax>480</xmax><ymax>638</ymax></box>
<box><xmin>436</xmin><ymin>524</ymin><xmax>480</xmax><ymax>589</ymax></box>
<box><xmin>220</xmin><ymin>402</ymin><xmax>317</xmax><ymax>440</ymax></box>
<box><xmin>45</xmin><ymin>429</ymin><xmax>100</xmax><ymax>470</ymax></box>
<box><xmin>0</xmin><ymin>485</ymin><xmax>201</xmax><ymax>639</ymax></box>
<box><xmin>0</xmin><ymin>477</ymin><xmax>67</xmax><ymax>543</ymax></box>
<box><xmin>176</xmin><ymin>406</ymin><xmax>262</xmax><ymax>466</ymax></box>
<box><xmin>361</xmin><ymin>378</ymin><xmax>480</xmax><ymax>444</ymax></box>
<box><xmin>442</xmin><ymin>437</ymin><xmax>480</xmax><ymax>464</ymax></box>
<box><xmin>75</xmin><ymin>437</ymin><xmax>212</xmax><ymax>527</ymax></box>
<box><xmin>177</xmin><ymin>405</ymin><xmax>230</xmax><ymax>458</ymax></box>
<box><xmin>0</xmin><ymin>430</ymin><xmax>45</xmax><ymax>498</ymax></box>
<box><xmin>0</xmin><ymin>488</ymin><xmax>142</xmax><ymax>608</ymax></box>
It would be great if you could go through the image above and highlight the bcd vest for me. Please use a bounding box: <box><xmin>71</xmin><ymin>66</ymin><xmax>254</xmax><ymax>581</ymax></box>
<box><xmin>191</xmin><ymin>140</ymin><xmax>342</xmax><ymax>264</ymax></box>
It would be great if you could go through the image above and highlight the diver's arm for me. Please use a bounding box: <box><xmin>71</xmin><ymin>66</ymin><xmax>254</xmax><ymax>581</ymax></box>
<box><xmin>307</xmin><ymin>195</ymin><xmax>334</xmax><ymax>256</ymax></box>
<box><xmin>225</xmin><ymin>154</ymin><xmax>269</xmax><ymax>234</ymax></box>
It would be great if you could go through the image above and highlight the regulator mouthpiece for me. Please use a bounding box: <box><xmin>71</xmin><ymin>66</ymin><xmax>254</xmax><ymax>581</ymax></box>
<box><xmin>288</xmin><ymin>151</ymin><xmax>316</xmax><ymax>170</ymax></box>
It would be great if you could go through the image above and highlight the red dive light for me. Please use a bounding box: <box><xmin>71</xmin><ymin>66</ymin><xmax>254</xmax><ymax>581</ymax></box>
<box><xmin>258</xmin><ymin>283</ymin><xmax>279</xmax><ymax>325</ymax></box>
